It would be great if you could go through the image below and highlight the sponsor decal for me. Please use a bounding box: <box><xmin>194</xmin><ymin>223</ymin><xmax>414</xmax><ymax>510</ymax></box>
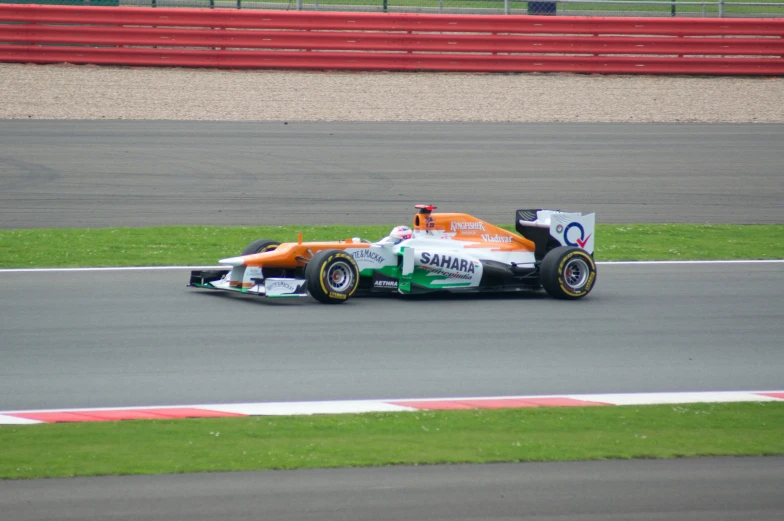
<box><xmin>419</xmin><ymin>252</ymin><xmax>476</xmax><ymax>274</ymax></box>
<box><xmin>351</xmin><ymin>249</ymin><xmax>386</xmax><ymax>265</ymax></box>
<box><xmin>450</xmin><ymin>221</ymin><xmax>485</xmax><ymax>233</ymax></box>
<box><xmin>586</xmin><ymin>271</ymin><xmax>596</xmax><ymax>291</ymax></box>
<box><xmin>374</xmin><ymin>279</ymin><xmax>398</xmax><ymax>288</ymax></box>
<box><xmin>328</xmin><ymin>292</ymin><xmax>347</xmax><ymax>300</ymax></box>
<box><xmin>421</xmin><ymin>266</ymin><xmax>472</xmax><ymax>280</ymax></box>
<box><xmin>267</xmin><ymin>280</ymin><xmax>297</xmax><ymax>292</ymax></box>
<box><xmin>425</xmin><ymin>215</ymin><xmax>435</xmax><ymax>230</ymax></box>
<box><xmin>563</xmin><ymin>222</ymin><xmax>592</xmax><ymax>249</ymax></box>
<box><xmin>556</xmin><ymin>224</ymin><xmax>564</xmax><ymax>234</ymax></box>
<box><xmin>480</xmin><ymin>234</ymin><xmax>513</xmax><ymax>243</ymax></box>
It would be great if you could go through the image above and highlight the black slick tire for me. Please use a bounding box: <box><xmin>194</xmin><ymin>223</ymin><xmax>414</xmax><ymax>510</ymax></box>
<box><xmin>540</xmin><ymin>246</ymin><xmax>597</xmax><ymax>300</ymax></box>
<box><xmin>241</xmin><ymin>239</ymin><xmax>280</xmax><ymax>256</ymax></box>
<box><xmin>305</xmin><ymin>249</ymin><xmax>360</xmax><ymax>304</ymax></box>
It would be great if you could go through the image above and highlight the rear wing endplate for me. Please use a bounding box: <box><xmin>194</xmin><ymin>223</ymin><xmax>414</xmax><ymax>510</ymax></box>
<box><xmin>516</xmin><ymin>209</ymin><xmax>595</xmax><ymax>255</ymax></box>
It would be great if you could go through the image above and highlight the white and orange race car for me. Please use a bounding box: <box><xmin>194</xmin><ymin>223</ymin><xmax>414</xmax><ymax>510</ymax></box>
<box><xmin>189</xmin><ymin>205</ymin><xmax>596</xmax><ymax>304</ymax></box>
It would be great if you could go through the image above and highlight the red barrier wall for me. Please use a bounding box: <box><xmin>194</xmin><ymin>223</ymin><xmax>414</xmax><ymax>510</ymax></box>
<box><xmin>1</xmin><ymin>5</ymin><xmax>782</xmax><ymax>75</ymax></box>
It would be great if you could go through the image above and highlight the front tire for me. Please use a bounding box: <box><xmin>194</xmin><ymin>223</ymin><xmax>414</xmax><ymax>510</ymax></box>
<box><xmin>241</xmin><ymin>239</ymin><xmax>280</xmax><ymax>256</ymax></box>
<box><xmin>540</xmin><ymin>246</ymin><xmax>596</xmax><ymax>300</ymax></box>
<box><xmin>305</xmin><ymin>250</ymin><xmax>360</xmax><ymax>304</ymax></box>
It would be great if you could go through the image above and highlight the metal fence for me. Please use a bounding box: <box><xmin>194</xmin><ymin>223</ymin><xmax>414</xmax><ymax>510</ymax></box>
<box><xmin>2</xmin><ymin>0</ymin><xmax>783</xmax><ymax>16</ymax></box>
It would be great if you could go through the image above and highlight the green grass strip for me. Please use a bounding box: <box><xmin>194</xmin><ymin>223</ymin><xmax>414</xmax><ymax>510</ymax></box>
<box><xmin>1</xmin><ymin>224</ymin><xmax>782</xmax><ymax>268</ymax></box>
<box><xmin>1</xmin><ymin>403</ymin><xmax>782</xmax><ymax>480</ymax></box>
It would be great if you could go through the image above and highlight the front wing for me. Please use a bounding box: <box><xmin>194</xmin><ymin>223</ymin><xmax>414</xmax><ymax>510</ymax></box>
<box><xmin>188</xmin><ymin>270</ymin><xmax>308</xmax><ymax>298</ymax></box>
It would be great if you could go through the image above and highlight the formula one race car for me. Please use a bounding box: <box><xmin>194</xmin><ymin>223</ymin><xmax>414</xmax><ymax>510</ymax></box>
<box><xmin>188</xmin><ymin>205</ymin><xmax>597</xmax><ymax>304</ymax></box>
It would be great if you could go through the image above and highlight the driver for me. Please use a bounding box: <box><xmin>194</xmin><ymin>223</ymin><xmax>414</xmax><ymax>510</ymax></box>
<box><xmin>389</xmin><ymin>226</ymin><xmax>414</xmax><ymax>244</ymax></box>
<box><xmin>390</xmin><ymin>225</ymin><xmax>413</xmax><ymax>243</ymax></box>
<box><xmin>376</xmin><ymin>225</ymin><xmax>413</xmax><ymax>246</ymax></box>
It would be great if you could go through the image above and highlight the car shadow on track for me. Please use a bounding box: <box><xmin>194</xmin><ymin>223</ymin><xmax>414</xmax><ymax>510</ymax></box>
<box><xmin>187</xmin><ymin>289</ymin><xmax>311</xmax><ymax>306</ymax></box>
<box><xmin>187</xmin><ymin>287</ymin><xmax>557</xmax><ymax>306</ymax></box>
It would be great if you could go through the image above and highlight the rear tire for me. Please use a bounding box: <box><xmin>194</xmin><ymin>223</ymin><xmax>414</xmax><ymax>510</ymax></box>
<box><xmin>305</xmin><ymin>250</ymin><xmax>359</xmax><ymax>304</ymax></box>
<box><xmin>540</xmin><ymin>246</ymin><xmax>596</xmax><ymax>300</ymax></box>
<box><xmin>241</xmin><ymin>239</ymin><xmax>280</xmax><ymax>256</ymax></box>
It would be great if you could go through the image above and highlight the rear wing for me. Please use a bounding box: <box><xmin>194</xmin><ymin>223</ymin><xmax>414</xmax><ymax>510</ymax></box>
<box><xmin>516</xmin><ymin>209</ymin><xmax>595</xmax><ymax>258</ymax></box>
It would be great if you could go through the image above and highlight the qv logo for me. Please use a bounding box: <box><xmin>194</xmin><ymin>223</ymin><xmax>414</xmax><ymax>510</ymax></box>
<box><xmin>563</xmin><ymin>222</ymin><xmax>592</xmax><ymax>249</ymax></box>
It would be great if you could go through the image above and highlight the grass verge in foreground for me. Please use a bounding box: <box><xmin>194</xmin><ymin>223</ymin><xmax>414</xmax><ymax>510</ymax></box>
<box><xmin>1</xmin><ymin>224</ymin><xmax>783</xmax><ymax>268</ymax></box>
<box><xmin>1</xmin><ymin>403</ymin><xmax>782</xmax><ymax>480</ymax></box>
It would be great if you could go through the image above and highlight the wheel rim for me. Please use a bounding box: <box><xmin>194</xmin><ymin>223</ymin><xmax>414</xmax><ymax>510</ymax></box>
<box><xmin>325</xmin><ymin>261</ymin><xmax>354</xmax><ymax>292</ymax></box>
<box><xmin>563</xmin><ymin>258</ymin><xmax>590</xmax><ymax>290</ymax></box>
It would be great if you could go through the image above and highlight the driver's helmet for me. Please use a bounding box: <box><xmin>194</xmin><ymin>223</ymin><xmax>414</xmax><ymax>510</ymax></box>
<box><xmin>389</xmin><ymin>225</ymin><xmax>413</xmax><ymax>243</ymax></box>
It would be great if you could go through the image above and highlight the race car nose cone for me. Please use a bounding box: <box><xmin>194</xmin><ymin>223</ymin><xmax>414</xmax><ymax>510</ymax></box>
<box><xmin>219</xmin><ymin>256</ymin><xmax>246</xmax><ymax>266</ymax></box>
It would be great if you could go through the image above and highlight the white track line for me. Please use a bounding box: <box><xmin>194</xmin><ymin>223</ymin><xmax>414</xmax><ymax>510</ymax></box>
<box><xmin>1</xmin><ymin>260</ymin><xmax>783</xmax><ymax>273</ymax></box>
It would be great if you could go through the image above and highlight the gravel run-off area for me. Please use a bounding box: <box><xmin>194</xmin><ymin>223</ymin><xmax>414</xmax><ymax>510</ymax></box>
<box><xmin>2</xmin><ymin>63</ymin><xmax>783</xmax><ymax>122</ymax></box>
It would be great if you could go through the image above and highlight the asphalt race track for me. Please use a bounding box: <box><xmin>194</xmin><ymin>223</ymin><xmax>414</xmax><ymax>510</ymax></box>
<box><xmin>2</xmin><ymin>263</ymin><xmax>783</xmax><ymax>411</ymax></box>
<box><xmin>2</xmin><ymin>458</ymin><xmax>783</xmax><ymax>521</ymax></box>
<box><xmin>2</xmin><ymin>121</ymin><xmax>783</xmax><ymax>520</ymax></box>
<box><xmin>1</xmin><ymin>121</ymin><xmax>783</xmax><ymax>228</ymax></box>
